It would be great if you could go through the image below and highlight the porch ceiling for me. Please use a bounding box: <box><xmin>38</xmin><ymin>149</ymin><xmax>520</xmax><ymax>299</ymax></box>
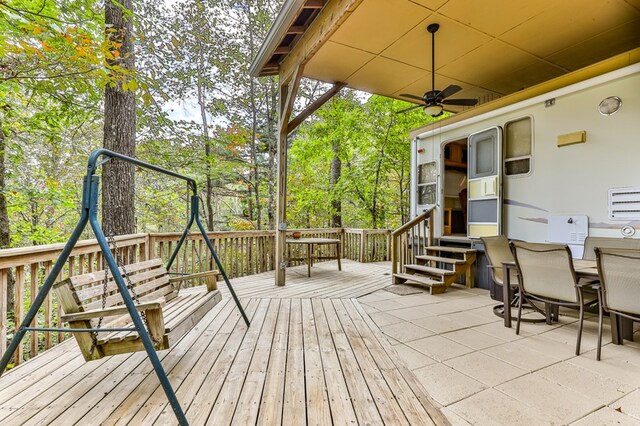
<box><xmin>253</xmin><ymin>0</ymin><xmax>640</xmax><ymax>113</ymax></box>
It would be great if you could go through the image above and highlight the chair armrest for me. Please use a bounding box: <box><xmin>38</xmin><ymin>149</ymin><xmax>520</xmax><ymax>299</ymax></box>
<box><xmin>61</xmin><ymin>299</ymin><xmax>164</xmax><ymax>322</ymax></box>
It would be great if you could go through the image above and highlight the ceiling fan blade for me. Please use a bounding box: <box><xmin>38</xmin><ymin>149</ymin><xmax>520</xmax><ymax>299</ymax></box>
<box><xmin>439</xmin><ymin>84</ymin><xmax>462</xmax><ymax>99</ymax></box>
<box><xmin>396</xmin><ymin>105</ymin><xmax>423</xmax><ymax>114</ymax></box>
<box><xmin>399</xmin><ymin>93</ymin><xmax>424</xmax><ymax>102</ymax></box>
<box><xmin>442</xmin><ymin>98</ymin><xmax>478</xmax><ymax>106</ymax></box>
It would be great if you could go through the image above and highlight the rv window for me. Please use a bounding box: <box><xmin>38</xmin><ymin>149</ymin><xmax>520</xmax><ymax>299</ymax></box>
<box><xmin>505</xmin><ymin>117</ymin><xmax>532</xmax><ymax>175</ymax></box>
<box><xmin>417</xmin><ymin>162</ymin><xmax>437</xmax><ymax>205</ymax></box>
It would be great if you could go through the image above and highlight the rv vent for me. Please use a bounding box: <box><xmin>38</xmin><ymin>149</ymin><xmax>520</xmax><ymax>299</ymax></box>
<box><xmin>609</xmin><ymin>187</ymin><xmax>640</xmax><ymax>221</ymax></box>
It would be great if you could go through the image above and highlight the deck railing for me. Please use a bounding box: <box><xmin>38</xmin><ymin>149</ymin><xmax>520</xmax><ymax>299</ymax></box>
<box><xmin>0</xmin><ymin>227</ymin><xmax>390</xmax><ymax>365</ymax></box>
<box><xmin>391</xmin><ymin>208</ymin><xmax>435</xmax><ymax>283</ymax></box>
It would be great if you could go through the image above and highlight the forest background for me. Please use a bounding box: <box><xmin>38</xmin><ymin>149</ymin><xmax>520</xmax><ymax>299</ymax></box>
<box><xmin>0</xmin><ymin>0</ymin><xmax>440</xmax><ymax>251</ymax></box>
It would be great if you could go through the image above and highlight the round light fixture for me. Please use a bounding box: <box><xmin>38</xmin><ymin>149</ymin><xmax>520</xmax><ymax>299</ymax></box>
<box><xmin>598</xmin><ymin>96</ymin><xmax>622</xmax><ymax>116</ymax></box>
<box><xmin>424</xmin><ymin>104</ymin><xmax>443</xmax><ymax>116</ymax></box>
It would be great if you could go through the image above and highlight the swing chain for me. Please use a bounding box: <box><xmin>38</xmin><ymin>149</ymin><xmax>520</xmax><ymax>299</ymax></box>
<box><xmin>88</xmin><ymin>259</ymin><xmax>109</xmax><ymax>355</ymax></box>
<box><xmin>89</xmin><ymin>235</ymin><xmax>157</xmax><ymax>355</ymax></box>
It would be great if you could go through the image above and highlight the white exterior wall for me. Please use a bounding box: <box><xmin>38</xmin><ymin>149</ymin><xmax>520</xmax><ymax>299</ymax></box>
<box><xmin>411</xmin><ymin>65</ymin><xmax>640</xmax><ymax>243</ymax></box>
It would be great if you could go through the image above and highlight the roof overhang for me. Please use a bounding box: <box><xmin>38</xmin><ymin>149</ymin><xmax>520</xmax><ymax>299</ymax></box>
<box><xmin>251</xmin><ymin>0</ymin><xmax>640</xmax><ymax>115</ymax></box>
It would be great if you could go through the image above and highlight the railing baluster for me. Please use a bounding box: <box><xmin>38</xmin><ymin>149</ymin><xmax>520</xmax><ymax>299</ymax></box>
<box><xmin>0</xmin><ymin>269</ymin><xmax>7</xmax><ymax>357</ymax></box>
<box><xmin>14</xmin><ymin>265</ymin><xmax>24</xmax><ymax>364</ymax></box>
<box><xmin>43</xmin><ymin>261</ymin><xmax>52</xmax><ymax>350</ymax></box>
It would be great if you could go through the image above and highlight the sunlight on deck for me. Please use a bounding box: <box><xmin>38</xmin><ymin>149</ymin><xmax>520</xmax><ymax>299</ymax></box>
<box><xmin>0</xmin><ymin>261</ymin><xmax>443</xmax><ymax>425</ymax></box>
<box><xmin>2</xmin><ymin>260</ymin><xmax>640</xmax><ymax>425</ymax></box>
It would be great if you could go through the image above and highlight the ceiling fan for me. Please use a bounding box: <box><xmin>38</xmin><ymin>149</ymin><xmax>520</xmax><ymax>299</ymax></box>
<box><xmin>398</xmin><ymin>23</ymin><xmax>478</xmax><ymax>116</ymax></box>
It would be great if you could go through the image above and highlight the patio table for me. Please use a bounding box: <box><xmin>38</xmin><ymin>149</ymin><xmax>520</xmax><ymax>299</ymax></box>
<box><xmin>501</xmin><ymin>259</ymin><xmax>632</xmax><ymax>344</ymax></box>
<box><xmin>286</xmin><ymin>238</ymin><xmax>342</xmax><ymax>277</ymax></box>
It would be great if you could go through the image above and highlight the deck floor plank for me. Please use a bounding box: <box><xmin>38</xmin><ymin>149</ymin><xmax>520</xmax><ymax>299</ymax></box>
<box><xmin>321</xmin><ymin>298</ymin><xmax>384</xmax><ymax>426</ymax></box>
<box><xmin>229</xmin><ymin>299</ymin><xmax>281</xmax><ymax>425</ymax></box>
<box><xmin>331</xmin><ymin>299</ymin><xmax>412</xmax><ymax>426</ymax></box>
<box><xmin>257</xmin><ymin>298</ymin><xmax>290</xmax><ymax>425</ymax></box>
<box><xmin>282</xmin><ymin>299</ymin><xmax>307</xmax><ymax>426</ymax></box>
<box><xmin>342</xmin><ymin>298</ymin><xmax>435</xmax><ymax>426</ymax></box>
<box><xmin>0</xmin><ymin>261</ymin><xmax>446</xmax><ymax>426</ymax></box>
<box><xmin>311</xmin><ymin>298</ymin><xmax>359</xmax><ymax>425</ymax></box>
<box><xmin>87</xmin><ymin>298</ymin><xmax>238</xmax><ymax>426</ymax></box>
<box><xmin>301</xmin><ymin>299</ymin><xmax>333</xmax><ymax>425</ymax></box>
<box><xmin>188</xmin><ymin>299</ymin><xmax>270</xmax><ymax>425</ymax></box>
<box><xmin>108</xmin><ymin>297</ymin><xmax>238</xmax><ymax>425</ymax></box>
<box><xmin>152</xmin><ymin>299</ymin><xmax>258</xmax><ymax>425</ymax></box>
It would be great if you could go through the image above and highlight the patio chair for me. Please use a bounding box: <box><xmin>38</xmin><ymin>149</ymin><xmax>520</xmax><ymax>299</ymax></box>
<box><xmin>481</xmin><ymin>236</ymin><xmax>545</xmax><ymax>321</ymax></box>
<box><xmin>583</xmin><ymin>236</ymin><xmax>640</xmax><ymax>260</ymax></box>
<box><xmin>510</xmin><ymin>241</ymin><xmax>598</xmax><ymax>355</ymax></box>
<box><xmin>595</xmin><ymin>247</ymin><xmax>640</xmax><ymax>360</ymax></box>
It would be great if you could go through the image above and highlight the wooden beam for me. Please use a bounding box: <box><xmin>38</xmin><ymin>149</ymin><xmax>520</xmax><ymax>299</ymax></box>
<box><xmin>274</xmin><ymin>46</ymin><xmax>292</xmax><ymax>54</ymax></box>
<box><xmin>275</xmin><ymin>65</ymin><xmax>305</xmax><ymax>286</ymax></box>
<box><xmin>303</xmin><ymin>0</ymin><xmax>325</xmax><ymax>8</ymax></box>
<box><xmin>287</xmin><ymin>82</ymin><xmax>346</xmax><ymax>134</ymax></box>
<box><xmin>286</xmin><ymin>25</ymin><xmax>307</xmax><ymax>35</ymax></box>
<box><xmin>280</xmin><ymin>0</ymin><xmax>365</xmax><ymax>84</ymax></box>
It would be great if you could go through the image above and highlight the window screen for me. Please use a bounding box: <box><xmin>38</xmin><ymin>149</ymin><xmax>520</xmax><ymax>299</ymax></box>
<box><xmin>417</xmin><ymin>162</ymin><xmax>437</xmax><ymax>205</ymax></box>
<box><xmin>469</xmin><ymin>133</ymin><xmax>497</xmax><ymax>179</ymax></box>
<box><xmin>505</xmin><ymin>117</ymin><xmax>532</xmax><ymax>175</ymax></box>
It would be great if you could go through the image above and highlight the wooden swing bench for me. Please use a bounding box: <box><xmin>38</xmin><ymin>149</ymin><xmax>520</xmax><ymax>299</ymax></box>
<box><xmin>54</xmin><ymin>258</ymin><xmax>222</xmax><ymax>361</ymax></box>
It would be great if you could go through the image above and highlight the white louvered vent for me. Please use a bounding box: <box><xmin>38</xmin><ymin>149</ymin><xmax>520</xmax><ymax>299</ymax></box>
<box><xmin>609</xmin><ymin>187</ymin><xmax>640</xmax><ymax>221</ymax></box>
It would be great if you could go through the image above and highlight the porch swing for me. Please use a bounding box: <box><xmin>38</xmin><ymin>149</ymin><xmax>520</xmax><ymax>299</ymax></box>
<box><xmin>0</xmin><ymin>149</ymin><xmax>250</xmax><ymax>426</ymax></box>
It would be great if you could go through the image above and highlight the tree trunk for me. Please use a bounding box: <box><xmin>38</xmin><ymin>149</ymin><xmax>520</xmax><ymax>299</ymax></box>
<box><xmin>0</xmin><ymin>126</ymin><xmax>14</xmax><ymax>312</ymax></box>
<box><xmin>102</xmin><ymin>0</ymin><xmax>136</xmax><ymax>236</ymax></box>
<box><xmin>330</xmin><ymin>140</ymin><xmax>342</xmax><ymax>228</ymax></box>
<box><xmin>246</xmin><ymin>8</ymin><xmax>262</xmax><ymax>230</ymax></box>
<box><xmin>195</xmin><ymin>42</ymin><xmax>214</xmax><ymax>231</ymax></box>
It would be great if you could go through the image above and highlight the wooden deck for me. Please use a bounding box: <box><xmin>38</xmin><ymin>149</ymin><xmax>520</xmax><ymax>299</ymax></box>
<box><xmin>0</xmin><ymin>260</ymin><xmax>446</xmax><ymax>425</ymax></box>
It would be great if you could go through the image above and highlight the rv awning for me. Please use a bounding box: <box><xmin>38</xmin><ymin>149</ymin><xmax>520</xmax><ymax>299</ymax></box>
<box><xmin>251</xmin><ymin>0</ymin><xmax>640</xmax><ymax>113</ymax></box>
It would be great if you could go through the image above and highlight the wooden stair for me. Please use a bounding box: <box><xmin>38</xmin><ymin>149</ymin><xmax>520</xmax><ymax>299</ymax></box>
<box><xmin>393</xmin><ymin>246</ymin><xmax>476</xmax><ymax>294</ymax></box>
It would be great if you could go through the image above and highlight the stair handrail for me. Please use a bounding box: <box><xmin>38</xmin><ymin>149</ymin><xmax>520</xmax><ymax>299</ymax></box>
<box><xmin>391</xmin><ymin>207</ymin><xmax>435</xmax><ymax>281</ymax></box>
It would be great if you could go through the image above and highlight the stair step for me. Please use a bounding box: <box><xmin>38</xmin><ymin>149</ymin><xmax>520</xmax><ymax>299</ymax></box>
<box><xmin>393</xmin><ymin>273</ymin><xmax>444</xmax><ymax>287</ymax></box>
<box><xmin>415</xmin><ymin>255</ymin><xmax>466</xmax><ymax>265</ymax></box>
<box><xmin>405</xmin><ymin>264</ymin><xmax>455</xmax><ymax>276</ymax></box>
<box><xmin>426</xmin><ymin>246</ymin><xmax>476</xmax><ymax>254</ymax></box>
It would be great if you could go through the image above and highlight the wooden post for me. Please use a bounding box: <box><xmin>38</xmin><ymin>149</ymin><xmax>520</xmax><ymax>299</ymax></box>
<box><xmin>0</xmin><ymin>269</ymin><xmax>7</xmax><ymax>356</ymax></box>
<box><xmin>14</xmin><ymin>266</ymin><xmax>24</xmax><ymax>364</ymax></box>
<box><xmin>359</xmin><ymin>231</ymin><xmax>366</xmax><ymax>263</ymax></box>
<box><xmin>275</xmin><ymin>66</ymin><xmax>303</xmax><ymax>286</ymax></box>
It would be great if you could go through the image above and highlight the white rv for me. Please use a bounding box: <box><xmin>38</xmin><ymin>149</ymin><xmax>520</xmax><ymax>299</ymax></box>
<box><xmin>409</xmin><ymin>62</ymin><xmax>640</xmax><ymax>262</ymax></box>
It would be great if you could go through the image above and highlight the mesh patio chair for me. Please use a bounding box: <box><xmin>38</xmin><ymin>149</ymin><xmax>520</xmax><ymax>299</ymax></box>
<box><xmin>481</xmin><ymin>236</ymin><xmax>545</xmax><ymax>321</ymax></box>
<box><xmin>583</xmin><ymin>236</ymin><xmax>640</xmax><ymax>260</ymax></box>
<box><xmin>595</xmin><ymin>247</ymin><xmax>640</xmax><ymax>361</ymax></box>
<box><xmin>510</xmin><ymin>241</ymin><xmax>598</xmax><ymax>355</ymax></box>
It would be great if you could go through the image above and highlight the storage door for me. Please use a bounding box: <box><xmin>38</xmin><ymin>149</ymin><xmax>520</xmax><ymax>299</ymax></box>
<box><xmin>467</xmin><ymin>127</ymin><xmax>502</xmax><ymax>238</ymax></box>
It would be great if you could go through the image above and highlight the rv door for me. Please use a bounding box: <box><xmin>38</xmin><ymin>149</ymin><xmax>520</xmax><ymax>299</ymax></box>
<box><xmin>467</xmin><ymin>127</ymin><xmax>502</xmax><ymax>238</ymax></box>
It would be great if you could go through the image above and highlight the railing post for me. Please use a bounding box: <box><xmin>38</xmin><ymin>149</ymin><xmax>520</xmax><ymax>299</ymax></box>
<box><xmin>0</xmin><ymin>269</ymin><xmax>7</xmax><ymax>357</ymax></box>
<box><xmin>359</xmin><ymin>231</ymin><xmax>366</xmax><ymax>263</ymax></box>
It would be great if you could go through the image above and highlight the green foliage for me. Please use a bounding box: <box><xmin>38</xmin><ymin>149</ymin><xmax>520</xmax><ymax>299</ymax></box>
<box><xmin>0</xmin><ymin>0</ymin><xmax>451</xmax><ymax>249</ymax></box>
<box><xmin>288</xmin><ymin>93</ymin><xmax>438</xmax><ymax>229</ymax></box>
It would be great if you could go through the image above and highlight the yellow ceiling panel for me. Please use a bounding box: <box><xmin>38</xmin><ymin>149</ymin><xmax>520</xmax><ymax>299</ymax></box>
<box><xmin>546</xmin><ymin>19</ymin><xmax>640</xmax><ymax>71</ymax></box>
<box><xmin>439</xmin><ymin>40</ymin><xmax>537</xmax><ymax>84</ymax></box>
<box><xmin>407</xmin><ymin>0</ymin><xmax>449</xmax><ymax>11</ymax></box>
<box><xmin>480</xmin><ymin>61</ymin><xmax>566</xmax><ymax>94</ymax></box>
<box><xmin>346</xmin><ymin>56</ymin><xmax>427</xmax><ymax>95</ymax></box>
<box><xmin>438</xmin><ymin>0</ymin><xmax>556</xmax><ymax>37</ymax></box>
<box><xmin>381</xmin><ymin>14</ymin><xmax>490</xmax><ymax>71</ymax></box>
<box><xmin>305</xmin><ymin>41</ymin><xmax>375</xmax><ymax>83</ymax></box>
<box><xmin>330</xmin><ymin>0</ymin><xmax>432</xmax><ymax>54</ymax></box>
<box><xmin>501</xmin><ymin>0</ymin><xmax>640</xmax><ymax>58</ymax></box>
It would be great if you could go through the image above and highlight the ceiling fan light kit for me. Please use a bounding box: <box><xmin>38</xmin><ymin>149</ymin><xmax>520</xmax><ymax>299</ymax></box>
<box><xmin>398</xmin><ymin>23</ymin><xmax>478</xmax><ymax>117</ymax></box>
<box><xmin>424</xmin><ymin>104</ymin><xmax>443</xmax><ymax>116</ymax></box>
